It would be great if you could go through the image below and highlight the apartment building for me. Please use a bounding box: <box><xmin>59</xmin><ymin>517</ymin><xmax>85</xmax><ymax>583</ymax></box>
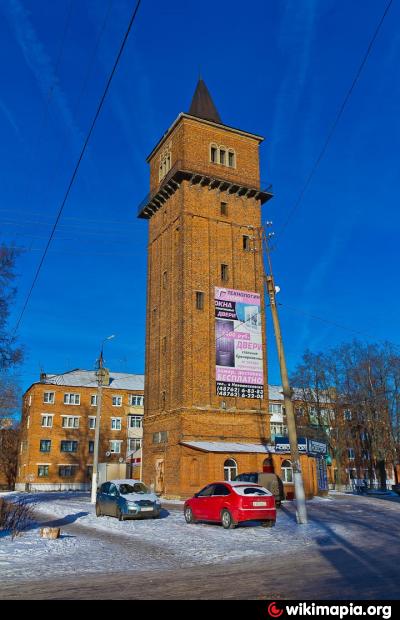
<box><xmin>16</xmin><ymin>369</ymin><xmax>144</xmax><ymax>491</ymax></box>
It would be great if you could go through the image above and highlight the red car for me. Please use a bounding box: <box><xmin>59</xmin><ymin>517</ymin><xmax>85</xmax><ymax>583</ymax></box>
<box><xmin>184</xmin><ymin>481</ymin><xmax>276</xmax><ymax>529</ymax></box>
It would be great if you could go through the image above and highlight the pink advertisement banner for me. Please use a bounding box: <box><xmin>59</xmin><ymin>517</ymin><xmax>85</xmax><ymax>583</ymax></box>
<box><xmin>215</xmin><ymin>287</ymin><xmax>264</xmax><ymax>399</ymax></box>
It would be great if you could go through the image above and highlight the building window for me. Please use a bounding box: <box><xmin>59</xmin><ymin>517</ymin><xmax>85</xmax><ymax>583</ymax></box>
<box><xmin>112</xmin><ymin>395</ymin><xmax>122</xmax><ymax>407</ymax></box>
<box><xmin>210</xmin><ymin>144</ymin><xmax>218</xmax><ymax>163</ymax></box>
<box><xmin>348</xmin><ymin>448</ymin><xmax>355</xmax><ymax>460</ymax></box>
<box><xmin>38</xmin><ymin>465</ymin><xmax>49</xmax><ymax>478</ymax></box>
<box><xmin>163</xmin><ymin>271</ymin><xmax>168</xmax><ymax>288</ymax></box>
<box><xmin>43</xmin><ymin>392</ymin><xmax>55</xmax><ymax>404</ymax></box>
<box><xmin>59</xmin><ymin>465</ymin><xmax>76</xmax><ymax>478</ymax></box>
<box><xmin>219</xmin><ymin>148</ymin><xmax>226</xmax><ymax>165</ymax></box>
<box><xmin>27</xmin><ymin>415</ymin><xmax>30</xmax><ymax>429</ymax></box>
<box><xmin>161</xmin><ymin>391</ymin><xmax>166</xmax><ymax>410</ymax></box>
<box><xmin>89</xmin><ymin>441</ymin><xmax>94</xmax><ymax>454</ymax></box>
<box><xmin>228</xmin><ymin>150</ymin><xmax>235</xmax><ymax>168</ymax></box>
<box><xmin>111</xmin><ymin>418</ymin><xmax>122</xmax><ymax>431</ymax></box>
<box><xmin>344</xmin><ymin>409</ymin><xmax>352</xmax><ymax>421</ymax></box>
<box><xmin>195</xmin><ymin>291</ymin><xmax>204</xmax><ymax>310</ymax></box>
<box><xmin>221</xmin><ymin>264</ymin><xmax>229</xmax><ymax>282</ymax></box>
<box><xmin>109</xmin><ymin>441</ymin><xmax>122</xmax><ymax>454</ymax></box>
<box><xmin>220</xmin><ymin>202</ymin><xmax>228</xmax><ymax>216</ymax></box>
<box><xmin>60</xmin><ymin>441</ymin><xmax>78</xmax><ymax>453</ymax></box>
<box><xmin>129</xmin><ymin>415</ymin><xmax>143</xmax><ymax>429</ymax></box>
<box><xmin>158</xmin><ymin>141</ymin><xmax>172</xmax><ymax>181</ymax></box>
<box><xmin>210</xmin><ymin>145</ymin><xmax>236</xmax><ymax>168</ymax></box>
<box><xmin>243</xmin><ymin>235</ymin><xmax>251</xmax><ymax>251</ymax></box>
<box><xmin>224</xmin><ymin>458</ymin><xmax>238</xmax><ymax>482</ymax></box>
<box><xmin>41</xmin><ymin>415</ymin><xmax>53</xmax><ymax>428</ymax></box>
<box><xmin>129</xmin><ymin>438</ymin><xmax>142</xmax><ymax>452</ymax></box>
<box><xmin>91</xmin><ymin>395</ymin><xmax>97</xmax><ymax>407</ymax></box>
<box><xmin>40</xmin><ymin>440</ymin><xmax>51</xmax><ymax>453</ymax></box>
<box><xmin>268</xmin><ymin>404</ymin><xmax>282</xmax><ymax>415</ymax></box>
<box><xmin>153</xmin><ymin>431</ymin><xmax>168</xmax><ymax>444</ymax></box>
<box><xmin>281</xmin><ymin>459</ymin><xmax>293</xmax><ymax>483</ymax></box>
<box><xmin>64</xmin><ymin>393</ymin><xmax>80</xmax><ymax>405</ymax></box>
<box><xmin>129</xmin><ymin>395</ymin><xmax>144</xmax><ymax>406</ymax></box>
<box><xmin>270</xmin><ymin>423</ymin><xmax>287</xmax><ymax>439</ymax></box>
<box><xmin>88</xmin><ymin>417</ymin><xmax>96</xmax><ymax>430</ymax></box>
<box><xmin>62</xmin><ymin>416</ymin><xmax>79</xmax><ymax>429</ymax></box>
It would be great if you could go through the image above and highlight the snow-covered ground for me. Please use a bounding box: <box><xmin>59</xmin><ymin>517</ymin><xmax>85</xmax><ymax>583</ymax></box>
<box><xmin>1</xmin><ymin>491</ymin><xmax>398</xmax><ymax>583</ymax></box>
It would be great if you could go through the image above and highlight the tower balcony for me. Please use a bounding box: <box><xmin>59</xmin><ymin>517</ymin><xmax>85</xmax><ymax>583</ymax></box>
<box><xmin>137</xmin><ymin>159</ymin><xmax>273</xmax><ymax>219</ymax></box>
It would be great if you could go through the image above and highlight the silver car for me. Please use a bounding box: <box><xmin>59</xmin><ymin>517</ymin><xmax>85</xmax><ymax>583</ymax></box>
<box><xmin>96</xmin><ymin>479</ymin><xmax>161</xmax><ymax>521</ymax></box>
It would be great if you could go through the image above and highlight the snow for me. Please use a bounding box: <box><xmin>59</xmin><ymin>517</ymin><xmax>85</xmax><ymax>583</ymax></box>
<box><xmin>1</xmin><ymin>491</ymin><xmax>396</xmax><ymax>583</ymax></box>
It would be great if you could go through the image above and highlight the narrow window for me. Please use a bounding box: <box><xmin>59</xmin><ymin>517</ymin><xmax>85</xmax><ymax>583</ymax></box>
<box><xmin>162</xmin><ymin>336</ymin><xmax>167</xmax><ymax>354</ymax></box>
<box><xmin>243</xmin><ymin>235</ymin><xmax>250</xmax><ymax>251</ymax></box>
<box><xmin>210</xmin><ymin>146</ymin><xmax>217</xmax><ymax>163</ymax></box>
<box><xmin>220</xmin><ymin>202</ymin><xmax>228</xmax><ymax>216</ymax></box>
<box><xmin>195</xmin><ymin>291</ymin><xmax>204</xmax><ymax>310</ymax></box>
<box><xmin>161</xmin><ymin>391</ymin><xmax>166</xmax><ymax>410</ymax></box>
<box><xmin>228</xmin><ymin>150</ymin><xmax>235</xmax><ymax>167</ymax></box>
<box><xmin>219</xmin><ymin>149</ymin><xmax>226</xmax><ymax>165</ymax></box>
<box><xmin>163</xmin><ymin>271</ymin><xmax>168</xmax><ymax>288</ymax></box>
<box><xmin>221</xmin><ymin>264</ymin><xmax>229</xmax><ymax>282</ymax></box>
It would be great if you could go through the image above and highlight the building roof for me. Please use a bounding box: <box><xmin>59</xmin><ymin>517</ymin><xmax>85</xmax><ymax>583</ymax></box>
<box><xmin>180</xmin><ymin>440</ymin><xmax>275</xmax><ymax>454</ymax></box>
<box><xmin>188</xmin><ymin>78</ymin><xmax>222</xmax><ymax>124</ymax></box>
<box><xmin>34</xmin><ymin>369</ymin><xmax>144</xmax><ymax>391</ymax></box>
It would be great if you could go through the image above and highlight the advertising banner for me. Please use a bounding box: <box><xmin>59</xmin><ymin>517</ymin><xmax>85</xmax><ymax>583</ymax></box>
<box><xmin>215</xmin><ymin>287</ymin><xmax>264</xmax><ymax>399</ymax></box>
<box><xmin>307</xmin><ymin>439</ymin><xmax>328</xmax><ymax>457</ymax></box>
<box><xmin>274</xmin><ymin>436</ymin><xmax>308</xmax><ymax>454</ymax></box>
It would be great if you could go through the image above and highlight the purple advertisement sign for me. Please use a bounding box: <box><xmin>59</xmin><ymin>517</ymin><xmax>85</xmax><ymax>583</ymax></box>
<box><xmin>215</xmin><ymin>287</ymin><xmax>264</xmax><ymax>399</ymax></box>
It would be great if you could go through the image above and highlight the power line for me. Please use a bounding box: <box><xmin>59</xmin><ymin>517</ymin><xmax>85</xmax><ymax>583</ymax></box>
<box><xmin>278</xmin><ymin>0</ymin><xmax>393</xmax><ymax>239</ymax></box>
<box><xmin>13</xmin><ymin>0</ymin><xmax>143</xmax><ymax>335</ymax></box>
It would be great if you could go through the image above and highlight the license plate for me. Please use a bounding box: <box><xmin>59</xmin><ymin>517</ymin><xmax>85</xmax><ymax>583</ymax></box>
<box><xmin>140</xmin><ymin>506</ymin><xmax>153</xmax><ymax>512</ymax></box>
<box><xmin>253</xmin><ymin>501</ymin><xmax>267</xmax><ymax>507</ymax></box>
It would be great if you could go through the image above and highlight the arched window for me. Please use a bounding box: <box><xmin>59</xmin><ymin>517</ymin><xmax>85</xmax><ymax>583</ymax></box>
<box><xmin>210</xmin><ymin>143</ymin><xmax>218</xmax><ymax>163</ymax></box>
<box><xmin>281</xmin><ymin>459</ymin><xmax>293</xmax><ymax>483</ymax></box>
<box><xmin>190</xmin><ymin>458</ymin><xmax>200</xmax><ymax>486</ymax></box>
<box><xmin>219</xmin><ymin>147</ymin><xmax>226</xmax><ymax>165</ymax></box>
<box><xmin>263</xmin><ymin>457</ymin><xmax>273</xmax><ymax>473</ymax></box>
<box><xmin>224</xmin><ymin>458</ymin><xmax>237</xmax><ymax>481</ymax></box>
<box><xmin>228</xmin><ymin>149</ymin><xmax>236</xmax><ymax>168</ymax></box>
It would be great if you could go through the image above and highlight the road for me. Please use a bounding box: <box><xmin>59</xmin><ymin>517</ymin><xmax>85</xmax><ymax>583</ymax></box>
<box><xmin>1</xmin><ymin>493</ymin><xmax>399</xmax><ymax>600</ymax></box>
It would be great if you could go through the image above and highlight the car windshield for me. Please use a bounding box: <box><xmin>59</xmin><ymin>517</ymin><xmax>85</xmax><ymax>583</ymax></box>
<box><xmin>118</xmin><ymin>483</ymin><xmax>148</xmax><ymax>495</ymax></box>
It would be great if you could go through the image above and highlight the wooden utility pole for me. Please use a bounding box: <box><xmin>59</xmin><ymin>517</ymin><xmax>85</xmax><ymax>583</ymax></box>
<box><xmin>264</xmin><ymin>241</ymin><xmax>308</xmax><ymax>523</ymax></box>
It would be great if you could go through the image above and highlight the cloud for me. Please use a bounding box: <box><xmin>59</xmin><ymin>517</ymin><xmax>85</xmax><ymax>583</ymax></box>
<box><xmin>0</xmin><ymin>99</ymin><xmax>22</xmax><ymax>140</ymax></box>
<box><xmin>3</xmin><ymin>0</ymin><xmax>81</xmax><ymax>148</ymax></box>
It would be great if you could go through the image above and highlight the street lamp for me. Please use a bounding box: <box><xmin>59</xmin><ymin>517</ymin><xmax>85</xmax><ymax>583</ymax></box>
<box><xmin>90</xmin><ymin>335</ymin><xmax>115</xmax><ymax>504</ymax></box>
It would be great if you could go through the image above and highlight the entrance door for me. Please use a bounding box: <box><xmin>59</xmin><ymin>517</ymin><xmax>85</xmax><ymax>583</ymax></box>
<box><xmin>155</xmin><ymin>459</ymin><xmax>165</xmax><ymax>494</ymax></box>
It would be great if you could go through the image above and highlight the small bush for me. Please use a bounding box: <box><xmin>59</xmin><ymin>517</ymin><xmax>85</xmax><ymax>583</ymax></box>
<box><xmin>0</xmin><ymin>497</ymin><xmax>35</xmax><ymax>540</ymax></box>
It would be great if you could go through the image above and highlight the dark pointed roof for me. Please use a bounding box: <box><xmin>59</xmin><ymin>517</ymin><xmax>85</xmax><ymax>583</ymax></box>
<box><xmin>188</xmin><ymin>79</ymin><xmax>222</xmax><ymax>124</ymax></box>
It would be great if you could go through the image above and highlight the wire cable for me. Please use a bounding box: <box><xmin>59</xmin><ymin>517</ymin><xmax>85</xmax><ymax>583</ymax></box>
<box><xmin>278</xmin><ymin>0</ymin><xmax>393</xmax><ymax>239</ymax></box>
<box><xmin>13</xmin><ymin>0</ymin><xmax>143</xmax><ymax>335</ymax></box>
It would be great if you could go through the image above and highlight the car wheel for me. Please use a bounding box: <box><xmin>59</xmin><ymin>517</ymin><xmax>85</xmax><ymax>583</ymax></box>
<box><xmin>262</xmin><ymin>520</ymin><xmax>276</xmax><ymax>528</ymax></box>
<box><xmin>95</xmin><ymin>503</ymin><xmax>102</xmax><ymax>517</ymax></box>
<box><xmin>221</xmin><ymin>509</ymin><xmax>236</xmax><ymax>530</ymax></box>
<box><xmin>184</xmin><ymin>506</ymin><xmax>196</xmax><ymax>524</ymax></box>
<box><xmin>117</xmin><ymin>508</ymin><xmax>124</xmax><ymax>522</ymax></box>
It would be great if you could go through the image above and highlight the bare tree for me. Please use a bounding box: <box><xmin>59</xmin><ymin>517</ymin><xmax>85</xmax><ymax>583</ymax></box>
<box><xmin>0</xmin><ymin>425</ymin><xmax>20</xmax><ymax>490</ymax></box>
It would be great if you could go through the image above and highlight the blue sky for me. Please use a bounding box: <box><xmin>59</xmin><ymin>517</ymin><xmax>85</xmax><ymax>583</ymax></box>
<box><xmin>1</xmin><ymin>0</ymin><xmax>399</xmax><ymax>394</ymax></box>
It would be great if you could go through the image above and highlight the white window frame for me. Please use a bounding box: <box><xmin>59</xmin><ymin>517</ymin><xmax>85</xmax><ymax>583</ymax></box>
<box><xmin>112</xmin><ymin>395</ymin><xmax>123</xmax><ymax>407</ymax></box>
<box><xmin>129</xmin><ymin>438</ymin><xmax>142</xmax><ymax>452</ymax></box>
<box><xmin>43</xmin><ymin>391</ymin><xmax>55</xmax><ymax>404</ymax></box>
<box><xmin>111</xmin><ymin>417</ymin><xmax>122</xmax><ymax>431</ymax></box>
<box><xmin>129</xmin><ymin>395</ymin><xmax>144</xmax><ymax>407</ymax></box>
<box><xmin>41</xmin><ymin>414</ymin><xmax>54</xmax><ymax>428</ymax></box>
<box><xmin>64</xmin><ymin>393</ymin><xmax>80</xmax><ymax>405</ymax></box>
<box><xmin>129</xmin><ymin>415</ymin><xmax>143</xmax><ymax>429</ymax></box>
<box><xmin>268</xmin><ymin>403</ymin><xmax>282</xmax><ymax>415</ymax></box>
<box><xmin>61</xmin><ymin>416</ymin><xmax>80</xmax><ymax>429</ymax></box>
<box><xmin>90</xmin><ymin>395</ymin><xmax>98</xmax><ymax>407</ymax></box>
<box><xmin>89</xmin><ymin>417</ymin><xmax>96</xmax><ymax>430</ymax></box>
<box><xmin>281</xmin><ymin>459</ymin><xmax>293</xmax><ymax>483</ymax></box>
<box><xmin>109</xmin><ymin>440</ymin><xmax>122</xmax><ymax>454</ymax></box>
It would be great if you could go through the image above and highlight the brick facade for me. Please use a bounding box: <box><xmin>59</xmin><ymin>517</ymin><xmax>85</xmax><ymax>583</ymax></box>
<box><xmin>16</xmin><ymin>371</ymin><xmax>144</xmax><ymax>491</ymax></box>
<box><xmin>141</xmin><ymin>102</ymin><xmax>274</xmax><ymax>498</ymax></box>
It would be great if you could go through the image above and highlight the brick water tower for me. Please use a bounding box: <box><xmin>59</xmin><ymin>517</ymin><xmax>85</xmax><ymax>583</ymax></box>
<box><xmin>138</xmin><ymin>80</ymin><xmax>273</xmax><ymax>498</ymax></box>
